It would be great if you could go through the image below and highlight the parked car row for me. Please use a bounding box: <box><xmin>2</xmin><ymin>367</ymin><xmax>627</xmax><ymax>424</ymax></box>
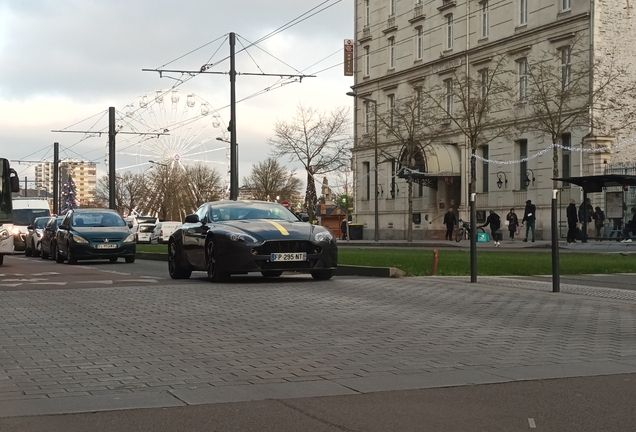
<box><xmin>23</xmin><ymin>209</ymin><xmax>136</xmax><ymax>264</ymax></box>
<box><xmin>133</xmin><ymin>220</ymin><xmax>182</xmax><ymax>244</ymax></box>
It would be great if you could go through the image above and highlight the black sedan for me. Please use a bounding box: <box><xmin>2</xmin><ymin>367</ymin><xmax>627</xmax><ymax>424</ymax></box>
<box><xmin>168</xmin><ymin>200</ymin><xmax>338</xmax><ymax>281</ymax></box>
<box><xmin>40</xmin><ymin>216</ymin><xmax>64</xmax><ymax>260</ymax></box>
<box><xmin>55</xmin><ymin>209</ymin><xmax>136</xmax><ymax>264</ymax></box>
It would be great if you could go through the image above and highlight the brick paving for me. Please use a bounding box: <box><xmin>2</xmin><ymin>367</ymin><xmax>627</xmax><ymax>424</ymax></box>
<box><xmin>1</xmin><ymin>276</ymin><xmax>636</xmax><ymax>405</ymax></box>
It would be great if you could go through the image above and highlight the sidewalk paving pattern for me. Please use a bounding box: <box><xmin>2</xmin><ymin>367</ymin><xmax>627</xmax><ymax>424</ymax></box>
<box><xmin>1</xmin><ymin>276</ymin><xmax>636</xmax><ymax>417</ymax></box>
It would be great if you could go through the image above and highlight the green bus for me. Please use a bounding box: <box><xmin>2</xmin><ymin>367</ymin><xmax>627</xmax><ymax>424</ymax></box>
<box><xmin>0</xmin><ymin>158</ymin><xmax>21</xmax><ymax>265</ymax></box>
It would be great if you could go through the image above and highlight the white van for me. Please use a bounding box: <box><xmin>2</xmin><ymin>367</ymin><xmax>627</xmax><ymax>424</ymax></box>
<box><xmin>151</xmin><ymin>221</ymin><xmax>182</xmax><ymax>244</ymax></box>
<box><xmin>12</xmin><ymin>198</ymin><xmax>51</xmax><ymax>252</ymax></box>
<box><xmin>136</xmin><ymin>223</ymin><xmax>156</xmax><ymax>243</ymax></box>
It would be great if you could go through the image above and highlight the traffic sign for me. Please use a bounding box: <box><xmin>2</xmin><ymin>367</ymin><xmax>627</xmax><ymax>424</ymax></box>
<box><xmin>282</xmin><ymin>201</ymin><xmax>290</xmax><ymax>209</ymax></box>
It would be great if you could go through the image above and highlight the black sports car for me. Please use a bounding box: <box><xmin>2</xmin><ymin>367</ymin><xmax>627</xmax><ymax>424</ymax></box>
<box><xmin>168</xmin><ymin>200</ymin><xmax>338</xmax><ymax>281</ymax></box>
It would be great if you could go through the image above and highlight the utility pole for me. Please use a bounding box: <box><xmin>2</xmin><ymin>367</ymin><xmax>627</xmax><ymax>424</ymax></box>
<box><xmin>53</xmin><ymin>142</ymin><xmax>59</xmax><ymax>214</ymax></box>
<box><xmin>109</xmin><ymin>107</ymin><xmax>116</xmax><ymax>210</ymax></box>
<box><xmin>142</xmin><ymin>33</ymin><xmax>314</xmax><ymax>202</ymax></box>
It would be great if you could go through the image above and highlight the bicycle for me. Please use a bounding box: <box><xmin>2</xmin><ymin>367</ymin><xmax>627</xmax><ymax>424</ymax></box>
<box><xmin>455</xmin><ymin>219</ymin><xmax>485</xmax><ymax>242</ymax></box>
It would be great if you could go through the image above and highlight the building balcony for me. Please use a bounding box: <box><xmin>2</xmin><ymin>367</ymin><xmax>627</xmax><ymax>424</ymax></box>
<box><xmin>409</xmin><ymin>5</ymin><xmax>426</xmax><ymax>24</ymax></box>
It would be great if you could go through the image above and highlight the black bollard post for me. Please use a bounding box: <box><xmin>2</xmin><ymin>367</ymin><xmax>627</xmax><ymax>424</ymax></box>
<box><xmin>552</xmin><ymin>189</ymin><xmax>560</xmax><ymax>292</ymax></box>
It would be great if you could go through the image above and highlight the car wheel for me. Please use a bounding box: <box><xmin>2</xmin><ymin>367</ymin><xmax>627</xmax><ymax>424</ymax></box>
<box><xmin>54</xmin><ymin>243</ymin><xmax>64</xmax><ymax>263</ymax></box>
<box><xmin>25</xmin><ymin>241</ymin><xmax>33</xmax><ymax>257</ymax></box>
<box><xmin>0</xmin><ymin>254</ymin><xmax>3</xmax><ymax>265</ymax></box>
<box><xmin>206</xmin><ymin>240</ymin><xmax>229</xmax><ymax>282</ymax></box>
<box><xmin>125</xmin><ymin>256</ymin><xmax>135</xmax><ymax>264</ymax></box>
<box><xmin>168</xmin><ymin>240</ymin><xmax>191</xmax><ymax>279</ymax></box>
<box><xmin>67</xmin><ymin>245</ymin><xmax>77</xmax><ymax>265</ymax></box>
<box><xmin>261</xmin><ymin>271</ymin><xmax>283</xmax><ymax>278</ymax></box>
<box><xmin>33</xmin><ymin>241</ymin><xmax>41</xmax><ymax>257</ymax></box>
<box><xmin>41</xmin><ymin>246</ymin><xmax>49</xmax><ymax>260</ymax></box>
<box><xmin>310</xmin><ymin>270</ymin><xmax>334</xmax><ymax>281</ymax></box>
<box><xmin>109</xmin><ymin>257</ymin><xmax>118</xmax><ymax>263</ymax></box>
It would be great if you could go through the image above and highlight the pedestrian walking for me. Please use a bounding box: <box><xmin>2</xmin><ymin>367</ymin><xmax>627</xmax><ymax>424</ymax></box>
<box><xmin>621</xmin><ymin>207</ymin><xmax>636</xmax><ymax>243</ymax></box>
<box><xmin>521</xmin><ymin>199</ymin><xmax>536</xmax><ymax>242</ymax></box>
<box><xmin>592</xmin><ymin>206</ymin><xmax>605</xmax><ymax>240</ymax></box>
<box><xmin>443</xmin><ymin>207</ymin><xmax>457</xmax><ymax>241</ymax></box>
<box><xmin>481</xmin><ymin>210</ymin><xmax>502</xmax><ymax>246</ymax></box>
<box><xmin>566</xmin><ymin>199</ymin><xmax>578</xmax><ymax>243</ymax></box>
<box><xmin>340</xmin><ymin>219</ymin><xmax>347</xmax><ymax>240</ymax></box>
<box><xmin>505</xmin><ymin>208</ymin><xmax>519</xmax><ymax>241</ymax></box>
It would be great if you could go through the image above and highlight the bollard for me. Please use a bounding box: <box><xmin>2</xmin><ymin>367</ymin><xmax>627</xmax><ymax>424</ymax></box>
<box><xmin>431</xmin><ymin>249</ymin><xmax>439</xmax><ymax>276</ymax></box>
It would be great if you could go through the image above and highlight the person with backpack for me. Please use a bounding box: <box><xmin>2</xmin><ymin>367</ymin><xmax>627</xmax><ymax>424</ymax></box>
<box><xmin>592</xmin><ymin>206</ymin><xmax>605</xmax><ymax>240</ymax></box>
<box><xmin>481</xmin><ymin>210</ymin><xmax>502</xmax><ymax>247</ymax></box>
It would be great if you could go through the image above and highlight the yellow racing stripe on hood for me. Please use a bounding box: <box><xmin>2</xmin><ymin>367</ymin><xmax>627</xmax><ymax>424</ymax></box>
<box><xmin>265</xmin><ymin>220</ymin><xmax>289</xmax><ymax>235</ymax></box>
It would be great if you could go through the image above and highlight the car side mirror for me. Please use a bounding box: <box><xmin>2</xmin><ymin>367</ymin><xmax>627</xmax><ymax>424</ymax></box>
<box><xmin>302</xmin><ymin>215</ymin><xmax>310</xmax><ymax>222</ymax></box>
<box><xmin>184</xmin><ymin>214</ymin><xmax>200</xmax><ymax>224</ymax></box>
<box><xmin>27</xmin><ymin>225</ymin><xmax>34</xmax><ymax>230</ymax></box>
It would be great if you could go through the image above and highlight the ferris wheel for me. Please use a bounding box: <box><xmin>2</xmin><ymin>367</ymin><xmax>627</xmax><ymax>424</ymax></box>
<box><xmin>115</xmin><ymin>89</ymin><xmax>230</xmax><ymax>185</ymax></box>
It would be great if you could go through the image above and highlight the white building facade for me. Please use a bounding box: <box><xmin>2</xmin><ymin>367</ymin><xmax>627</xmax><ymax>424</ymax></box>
<box><xmin>349</xmin><ymin>0</ymin><xmax>636</xmax><ymax>240</ymax></box>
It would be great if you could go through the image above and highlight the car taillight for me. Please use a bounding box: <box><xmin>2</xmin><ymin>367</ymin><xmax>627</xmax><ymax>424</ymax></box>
<box><xmin>160</xmin><ymin>230</ymin><xmax>163</xmax><ymax>236</ymax></box>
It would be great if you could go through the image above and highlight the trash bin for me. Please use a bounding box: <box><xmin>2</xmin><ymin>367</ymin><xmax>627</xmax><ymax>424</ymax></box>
<box><xmin>348</xmin><ymin>223</ymin><xmax>363</xmax><ymax>240</ymax></box>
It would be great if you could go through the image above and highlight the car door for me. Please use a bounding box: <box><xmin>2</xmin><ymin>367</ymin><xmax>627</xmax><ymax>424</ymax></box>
<box><xmin>41</xmin><ymin>218</ymin><xmax>55</xmax><ymax>253</ymax></box>
<box><xmin>56</xmin><ymin>212</ymin><xmax>72</xmax><ymax>257</ymax></box>
<box><xmin>183</xmin><ymin>205</ymin><xmax>209</xmax><ymax>270</ymax></box>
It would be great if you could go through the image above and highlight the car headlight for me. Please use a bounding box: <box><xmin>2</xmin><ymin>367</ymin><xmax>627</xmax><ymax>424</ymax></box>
<box><xmin>0</xmin><ymin>229</ymin><xmax>10</xmax><ymax>240</ymax></box>
<box><xmin>11</xmin><ymin>227</ymin><xmax>20</xmax><ymax>235</ymax></box>
<box><xmin>123</xmin><ymin>233</ymin><xmax>136</xmax><ymax>243</ymax></box>
<box><xmin>36</xmin><ymin>229</ymin><xmax>43</xmax><ymax>238</ymax></box>
<box><xmin>313</xmin><ymin>230</ymin><xmax>334</xmax><ymax>242</ymax></box>
<box><xmin>72</xmin><ymin>234</ymin><xmax>89</xmax><ymax>244</ymax></box>
<box><xmin>226</xmin><ymin>232</ymin><xmax>257</xmax><ymax>243</ymax></box>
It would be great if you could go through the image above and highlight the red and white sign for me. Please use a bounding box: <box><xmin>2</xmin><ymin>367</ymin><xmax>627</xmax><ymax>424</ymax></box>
<box><xmin>281</xmin><ymin>201</ymin><xmax>290</xmax><ymax>209</ymax></box>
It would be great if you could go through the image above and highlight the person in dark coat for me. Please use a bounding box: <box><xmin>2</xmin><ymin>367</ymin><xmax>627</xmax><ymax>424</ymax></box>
<box><xmin>506</xmin><ymin>208</ymin><xmax>519</xmax><ymax>241</ymax></box>
<box><xmin>481</xmin><ymin>210</ymin><xmax>502</xmax><ymax>246</ymax></box>
<box><xmin>592</xmin><ymin>206</ymin><xmax>605</xmax><ymax>240</ymax></box>
<box><xmin>443</xmin><ymin>207</ymin><xmax>457</xmax><ymax>241</ymax></box>
<box><xmin>340</xmin><ymin>219</ymin><xmax>347</xmax><ymax>240</ymax></box>
<box><xmin>521</xmin><ymin>199</ymin><xmax>536</xmax><ymax>242</ymax></box>
<box><xmin>566</xmin><ymin>199</ymin><xmax>578</xmax><ymax>243</ymax></box>
<box><xmin>622</xmin><ymin>207</ymin><xmax>636</xmax><ymax>242</ymax></box>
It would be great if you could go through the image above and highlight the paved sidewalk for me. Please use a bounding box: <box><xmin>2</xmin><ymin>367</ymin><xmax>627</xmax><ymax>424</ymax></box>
<box><xmin>1</xmin><ymin>275</ymin><xmax>636</xmax><ymax>418</ymax></box>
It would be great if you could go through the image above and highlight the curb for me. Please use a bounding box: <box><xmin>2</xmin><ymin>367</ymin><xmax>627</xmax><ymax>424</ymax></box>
<box><xmin>135</xmin><ymin>253</ymin><xmax>402</xmax><ymax>278</ymax></box>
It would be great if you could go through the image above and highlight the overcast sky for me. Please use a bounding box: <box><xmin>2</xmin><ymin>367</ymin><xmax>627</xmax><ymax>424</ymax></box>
<box><xmin>0</xmin><ymin>0</ymin><xmax>354</xmax><ymax>194</ymax></box>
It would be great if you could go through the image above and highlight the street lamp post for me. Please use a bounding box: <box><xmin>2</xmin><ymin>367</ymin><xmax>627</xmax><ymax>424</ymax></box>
<box><xmin>347</xmin><ymin>91</ymin><xmax>379</xmax><ymax>242</ymax></box>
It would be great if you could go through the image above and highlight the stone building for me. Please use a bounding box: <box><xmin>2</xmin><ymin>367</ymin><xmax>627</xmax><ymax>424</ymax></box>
<box><xmin>349</xmin><ymin>0</ymin><xmax>636</xmax><ymax>240</ymax></box>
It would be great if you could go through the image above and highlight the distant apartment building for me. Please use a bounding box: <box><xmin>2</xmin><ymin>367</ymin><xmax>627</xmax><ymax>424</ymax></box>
<box><xmin>35</xmin><ymin>160</ymin><xmax>97</xmax><ymax>209</ymax></box>
<box><xmin>349</xmin><ymin>0</ymin><xmax>636</xmax><ymax>240</ymax></box>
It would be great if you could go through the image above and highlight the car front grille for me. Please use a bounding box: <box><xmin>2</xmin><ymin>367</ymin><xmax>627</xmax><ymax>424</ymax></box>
<box><xmin>255</xmin><ymin>241</ymin><xmax>315</xmax><ymax>255</ymax></box>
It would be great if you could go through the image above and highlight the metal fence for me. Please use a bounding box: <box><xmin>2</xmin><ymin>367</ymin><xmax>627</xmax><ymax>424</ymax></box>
<box><xmin>605</xmin><ymin>163</ymin><xmax>636</xmax><ymax>176</ymax></box>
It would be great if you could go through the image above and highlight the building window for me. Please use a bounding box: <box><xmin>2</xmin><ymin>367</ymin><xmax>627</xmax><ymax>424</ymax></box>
<box><xmin>482</xmin><ymin>146</ymin><xmax>489</xmax><ymax>193</ymax></box>
<box><xmin>389</xmin><ymin>0</ymin><xmax>396</xmax><ymax>17</ymax></box>
<box><xmin>479</xmin><ymin>68</ymin><xmax>489</xmax><ymax>100</ymax></box>
<box><xmin>445</xmin><ymin>14</ymin><xmax>454</xmax><ymax>50</ymax></box>
<box><xmin>561</xmin><ymin>0</ymin><xmax>571</xmax><ymax>12</ymax></box>
<box><xmin>415</xmin><ymin>26</ymin><xmax>423</xmax><ymax>60</ymax></box>
<box><xmin>519</xmin><ymin>0</ymin><xmax>527</xmax><ymax>26</ymax></box>
<box><xmin>364</xmin><ymin>101</ymin><xmax>371</xmax><ymax>135</ymax></box>
<box><xmin>365</xmin><ymin>0</ymin><xmax>370</xmax><ymax>25</ymax></box>
<box><xmin>390</xmin><ymin>160</ymin><xmax>397</xmax><ymax>199</ymax></box>
<box><xmin>444</xmin><ymin>78</ymin><xmax>453</xmax><ymax>115</ymax></box>
<box><xmin>481</xmin><ymin>1</ymin><xmax>489</xmax><ymax>38</ymax></box>
<box><xmin>518</xmin><ymin>139</ymin><xmax>528</xmax><ymax>190</ymax></box>
<box><xmin>562</xmin><ymin>133</ymin><xmax>571</xmax><ymax>187</ymax></box>
<box><xmin>388</xmin><ymin>37</ymin><xmax>395</xmax><ymax>69</ymax></box>
<box><xmin>561</xmin><ymin>46</ymin><xmax>571</xmax><ymax>89</ymax></box>
<box><xmin>387</xmin><ymin>94</ymin><xmax>395</xmax><ymax>128</ymax></box>
<box><xmin>364</xmin><ymin>45</ymin><xmax>370</xmax><ymax>77</ymax></box>
<box><xmin>363</xmin><ymin>162</ymin><xmax>370</xmax><ymax>200</ymax></box>
<box><xmin>517</xmin><ymin>58</ymin><xmax>528</xmax><ymax>101</ymax></box>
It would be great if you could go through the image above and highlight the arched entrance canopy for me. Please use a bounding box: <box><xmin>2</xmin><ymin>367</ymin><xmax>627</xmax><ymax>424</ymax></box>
<box><xmin>397</xmin><ymin>143</ymin><xmax>461</xmax><ymax>189</ymax></box>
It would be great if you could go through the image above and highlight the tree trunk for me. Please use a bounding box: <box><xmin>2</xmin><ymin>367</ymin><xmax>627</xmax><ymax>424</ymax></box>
<box><xmin>305</xmin><ymin>170</ymin><xmax>317</xmax><ymax>223</ymax></box>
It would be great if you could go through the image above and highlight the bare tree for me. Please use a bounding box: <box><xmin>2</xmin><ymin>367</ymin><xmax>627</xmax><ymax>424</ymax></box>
<box><xmin>425</xmin><ymin>56</ymin><xmax>517</xmax><ymax>195</ymax></box>
<box><xmin>183</xmin><ymin>163</ymin><xmax>223</xmax><ymax>210</ymax></box>
<box><xmin>374</xmin><ymin>89</ymin><xmax>446</xmax><ymax>241</ymax></box>
<box><xmin>523</xmin><ymin>40</ymin><xmax>636</xmax><ymax>187</ymax></box>
<box><xmin>242</xmin><ymin>157</ymin><xmax>302</xmax><ymax>202</ymax></box>
<box><xmin>268</xmin><ymin>103</ymin><xmax>352</xmax><ymax>222</ymax></box>
<box><xmin>95</xmin><ymin>171</ymin><xmax>147</xmax><ymax>215</ymax></box>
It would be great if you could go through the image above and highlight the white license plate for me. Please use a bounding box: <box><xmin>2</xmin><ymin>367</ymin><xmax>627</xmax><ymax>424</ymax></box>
<box><xmin>270</xmin><ymin>252</ymin><xmax>307</xmax><ymax>262</ymax></box>
<box><xmin>97</xmin><ymin>243</ymin><xmax>117</xmax><ymax>249</ymax></box>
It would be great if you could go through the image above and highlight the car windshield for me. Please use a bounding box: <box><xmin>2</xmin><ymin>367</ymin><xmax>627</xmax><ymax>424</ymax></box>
<box><xmin>35</xmin><ymin>218</ymin><xmax>49</xmax><ymax>229</ymax></box>
<box><xmin>72</xmin><ymin>213</ymin><xmax>126</xmax><ymax>227</ymax></box>
<box><xmin>208</xmin><ymin>202</ymin><xmax>299</xmax><ymax>222</ymax></box>
<box><xmin>13</xmin><ymin>209</ymin><xmax>51</xmax><ymax>225</ymax></box>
